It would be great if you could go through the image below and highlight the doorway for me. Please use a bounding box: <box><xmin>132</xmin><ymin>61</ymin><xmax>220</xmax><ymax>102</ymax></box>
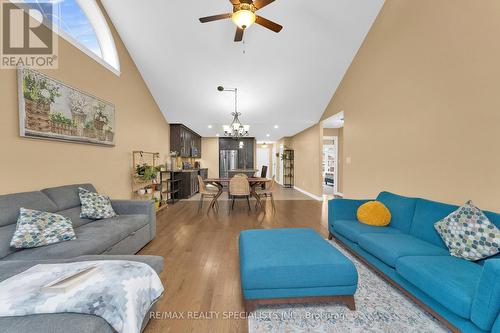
<box><xmin>256</xmin><ymin>145</ymin><xmax>270</xmax><ymax>178</ymax></box>
<box><xmin>322</xmin><ymin>111</ymin><xmax>344</xmax><ymax>198</ymax></box>
<box><xmin>278</xmin><ymin>144</ymin><xmax>284</xmax><ymax>184</ymax></box>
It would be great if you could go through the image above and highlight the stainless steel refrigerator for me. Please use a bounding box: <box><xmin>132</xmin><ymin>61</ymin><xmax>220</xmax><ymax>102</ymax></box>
<box><xmin>220</xmin><ymin>150</ymin><xmax>238</xmax><ymax>178</ymax></box>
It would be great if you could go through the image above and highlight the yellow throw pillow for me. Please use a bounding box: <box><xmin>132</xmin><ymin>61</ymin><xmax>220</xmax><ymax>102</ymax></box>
<box><xmin>357</xmin><ymin>201</ymin><xmax>391</xmax><ymax>226</ymax></box>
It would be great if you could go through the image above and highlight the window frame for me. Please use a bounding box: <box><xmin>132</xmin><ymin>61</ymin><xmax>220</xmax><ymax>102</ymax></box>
<box><xmin>13</xmin><ymin>0</ymin><xmax>121</xmax><ymax>76</ymax></box>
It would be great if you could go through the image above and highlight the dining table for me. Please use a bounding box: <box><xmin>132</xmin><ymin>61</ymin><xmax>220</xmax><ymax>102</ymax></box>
<box><xmin>203</xmin><ymin>177</ymin><xmax>270</xmax><ymax>211</ymax></box>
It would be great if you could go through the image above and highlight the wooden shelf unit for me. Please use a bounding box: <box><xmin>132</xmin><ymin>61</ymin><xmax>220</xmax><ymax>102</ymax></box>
<box><xmin>132</xmin><ymin>150</ymin><xmax>165</xmax><ymax>210</ymax></box>
<box><xmin>282</xmin><ymin>149</ymin><xmax>294</xmax><ymax>188</ymax></box>
<box><xmin>160</xmin><ymin>171</ymin><xmax>182</xmax><ymax>204</ymax></box>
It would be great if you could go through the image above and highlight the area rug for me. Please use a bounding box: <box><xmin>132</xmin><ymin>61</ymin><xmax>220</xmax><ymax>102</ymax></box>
<box><xmin>248</xmin><ymin>240</ymin><xmax>450</xmax><ymax>333</ymax></box>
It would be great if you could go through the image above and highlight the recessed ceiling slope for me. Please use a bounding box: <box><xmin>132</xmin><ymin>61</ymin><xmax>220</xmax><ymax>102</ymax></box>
<box><xmin>101</xmin><ymin>0</ymin><xmax>384</xmax><ymax>141</ymax></box>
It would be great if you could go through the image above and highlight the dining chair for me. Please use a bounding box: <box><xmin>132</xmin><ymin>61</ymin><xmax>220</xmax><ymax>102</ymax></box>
<box><xmin>259</xmin><ymin>165</ymin><xmax>268</xmax><ymax>189</ymax></box>
<box><xmin>255</xmin><ymin>175</ymin><xmax>276</xmax><ymax>212</ymax></box>
<box><xmin>234</xmin><ymin>173</ymin><xmax>248</xmax><ymax>178</ymax></box>
<box><xmin>228</xmin><ymin>176</ymin><xmax>251</xmax><ymax>214</ymax></box>
<box><xmin>260</xmin><ymin>165</ymin><xmax>268</xmax><ymax>178</ymax></box>
<box><xmin>197</xmin><ymin>175</ymin><xmax>219</xmax><ymax>213</ymax></box>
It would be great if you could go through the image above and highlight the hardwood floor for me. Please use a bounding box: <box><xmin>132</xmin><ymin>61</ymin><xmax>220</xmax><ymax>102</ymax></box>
<box><xmin>140</xmin><ymin>197</ymin><xmax>328</xmax><ymax>333</ymax></box>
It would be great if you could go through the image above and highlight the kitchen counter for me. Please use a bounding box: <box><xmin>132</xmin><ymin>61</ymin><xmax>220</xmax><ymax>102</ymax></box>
<box><xmin>165</xmin><ymin>168</ymin><xmax>208</xmax><ymax>173</ymax></box>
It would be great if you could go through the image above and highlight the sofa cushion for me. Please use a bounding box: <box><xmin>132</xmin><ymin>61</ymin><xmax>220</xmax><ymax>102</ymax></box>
<box><xmin>471</xmin><ymin>259</ymin><xmax>500</xmax><ymax>331</ymax></box>
<box><xmin>376</xmin><ymin>192</ymin><xmax>417</xmax><ymax>233</ymax></box>
<box><xmin>0</xmin><ymin>191</ymin><xmax>57</xmax><ymax>227</ymax></box>
<box><xmin>333</xmin><ymin>219</ymin><xmax>401</xmax><ymax>244</ymax></box>
<box><xmin>396</xmin><ymin>256</ymin><xmax>482</xmax><ymax>319</ymax></box>
<box><xmin>78</xmin><ymin>188</ymin><xmax>116</xmax><ymax>220</ymax></box>
<box><xmin>357</xmin><ymin>201</ymin><xmax>391</xmax><ymax>226</ymax></box>
<box><xmin>41</xmin><ymin>184</ymin><xmax>97</xmax><ymax>211</ymax></box>
<box><xmin>434</xmin><ymin>201</ymin><xmax>500</xmax><ymax>261</ymax></box>
<box><xmin>57</xmin><ymin>207</ymin><xmax>92</xmax><ymax>229</ymax></box>
<box><xmin>10</xmin><ymin>208</ymin><xmax>76</xmax><ymax>249</ymax></box>
<box><xmin>0</xmin><ymin>225</ymin><xmax>18</xmax><ymax>259</ymax></box>
<box><xmin>410</xmin><ymin>198</ymin><xmax>458</xmax><ymax>248</ymax></box>
<box><xmin>4</xmin><ymin>215</ymin><xmax>148</xmax><ymax>260</ymax></box>
<box><xmin>358</xmin><ymin>233</ymin><xmax>449</xmax><ymax>267</ymax></box>
<box><xmin>485</xmin><ymin>210</ymin><xmax>500</xmax><ymax>229</ymax></box>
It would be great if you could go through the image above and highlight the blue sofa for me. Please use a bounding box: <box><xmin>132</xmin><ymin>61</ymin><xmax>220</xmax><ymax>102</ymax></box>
<box><xmin>328</xmin><ymin>192</ymin><xmax>500</xmax><ymax>333</ymax></box>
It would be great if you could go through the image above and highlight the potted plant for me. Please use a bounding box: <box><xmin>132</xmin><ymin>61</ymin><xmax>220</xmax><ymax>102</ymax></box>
<box><xmin>135</xmin><ymin>163</ymin><xmax>161</xmax><ymax>182</ymax></box>
<box><xmin>154</xmin><ymin>197</ymin><xmax>161</xmax><ymax>210</ymax></box>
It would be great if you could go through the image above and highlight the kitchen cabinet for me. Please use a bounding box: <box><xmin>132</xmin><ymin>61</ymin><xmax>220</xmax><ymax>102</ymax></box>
<box><xmin>218</xmin><ymin>138</ymin><xmax>255</xmax><ymax>177</ymax></box>
<box><xmin>175</xmin><ymin>171</ymin><xmax>199</xmax><ymax>199</ymax></box>
<box><xmin>170</xmin><ymin>124</ymin><xmax>202</xmax><ymax>158</ymax></box>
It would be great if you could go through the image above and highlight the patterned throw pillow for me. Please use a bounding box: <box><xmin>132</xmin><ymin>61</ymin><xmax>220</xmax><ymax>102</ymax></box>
<box><xmin>79</xmin><ymin>187</ymin><xmax>117</xmax><ymax>219</ymax></box>
<box><xmin>10</xmin><ymin>208</ymin><xmax>76</xmax><ymax>248</ymax></box>
<box><xmin>434</xmin><ymin>200</ymin><xmax>500</xmax><ymax>261</ymax></box>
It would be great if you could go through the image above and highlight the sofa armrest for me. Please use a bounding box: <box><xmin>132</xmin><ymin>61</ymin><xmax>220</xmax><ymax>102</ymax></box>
<box><xmin>111</xmin><ymin>200</ymin><xmax>156</xmax><ymax>240</ymax></box>
<box><xmin>471</xmin><ymin>259</ymin><xmax>500</xmax><ymax>331</ymax></box>
<box><xmin>328</xmin><ymin>198</ymin><xmax>371</xmax><ymax>224</ymax></box>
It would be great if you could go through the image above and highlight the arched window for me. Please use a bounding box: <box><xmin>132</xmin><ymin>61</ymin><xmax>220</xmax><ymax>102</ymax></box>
<box><xmin>20</xmin><ymin>0</ymin><xmax>120</xmax><ymax>75</ymax></box>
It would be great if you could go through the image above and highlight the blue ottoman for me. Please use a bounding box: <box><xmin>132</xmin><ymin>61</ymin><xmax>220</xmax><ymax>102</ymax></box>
<box><xmin>239</xmin><ymin>228</ymin><xmax>358</xmax><ymax>312</ymax></box>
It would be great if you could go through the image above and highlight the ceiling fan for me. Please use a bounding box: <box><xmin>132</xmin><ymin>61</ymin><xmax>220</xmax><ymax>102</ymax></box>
<box><xmin>199</xmin><ymin>0</ymin><xmax>283</xmax><ymax>42</ymax></box>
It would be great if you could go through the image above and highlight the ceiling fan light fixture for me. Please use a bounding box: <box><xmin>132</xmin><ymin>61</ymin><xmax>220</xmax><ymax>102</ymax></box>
<box><xmin>232</xmin><ymin>10</ymin><xmax>256</xmax><ymax>29</ymax></box>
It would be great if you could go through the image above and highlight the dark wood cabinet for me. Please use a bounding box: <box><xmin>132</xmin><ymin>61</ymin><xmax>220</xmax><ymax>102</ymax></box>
<box><xmin>170</xmin><ymin>124</ymin><xmax>202</xmax><ymax>158</ymax></box>
<box><xmin>175</xmin><ymin>171</ymin><xmax>199</xmax><ymax>199</ymax></box>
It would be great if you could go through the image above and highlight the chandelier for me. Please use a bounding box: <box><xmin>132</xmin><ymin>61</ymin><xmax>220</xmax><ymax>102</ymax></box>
<box><xmin>218</xmin><ymin>86</ymin><xmax>250</xmax><ymax>139</ymax></box>
<box><xmin>223</xmin><ymin>112</ymin><xmax>250</xmax><ymax>139</ymax></box>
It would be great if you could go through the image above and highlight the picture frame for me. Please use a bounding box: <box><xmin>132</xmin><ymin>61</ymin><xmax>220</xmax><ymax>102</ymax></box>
<box><xmin>18</xmin><ymin>67</ymin><xmax>116</xmax><ymax>146</ymax></box>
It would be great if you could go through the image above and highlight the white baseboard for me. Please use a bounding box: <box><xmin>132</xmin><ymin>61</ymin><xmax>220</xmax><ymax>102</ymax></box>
<box><xmin>334</xmin><ymin>192</ymin><xmax>344</xmax><ymax>197</ymax></box>
<box><xmin>293</xmin><ymin>186</ymin><xmax>323</xmax><ymax>201</ymax></box>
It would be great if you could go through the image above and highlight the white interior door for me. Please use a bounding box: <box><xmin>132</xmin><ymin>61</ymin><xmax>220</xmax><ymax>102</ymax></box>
<box><xmin>322</xmin><ymin>136</ymin><xmax>338</xmax><ymax>194</ymax></box>
<box><xmin>272</xmin><ymin>145</ymin><xmax>277</xmax><ymax>179</ymax></box>
<box><xmin>256</xmin><ymin>147</ymin><xmax>270</xmax><ymax>178</ymax></box>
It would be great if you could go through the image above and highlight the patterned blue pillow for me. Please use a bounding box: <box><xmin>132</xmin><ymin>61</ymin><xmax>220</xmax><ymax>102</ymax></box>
<box><xmin>79</xmin><ymin>187</ymin><xmax>117</xmax><ymax>220</ymax></box>
<box><xmin>435</xmin><ymin>200</ymin><xmax>500</xmax><ymax>261</ymax></box>
<box><xmin>10</xmin><ymin>208</ymin><xmax>76</xmax><ymax>248</ymax></box>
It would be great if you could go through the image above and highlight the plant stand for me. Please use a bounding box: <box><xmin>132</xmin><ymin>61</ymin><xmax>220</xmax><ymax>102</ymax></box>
<box><xmin>131</xmin><ymin>151</ymin><xmax>165</xmax><ymax>211</ymax></box>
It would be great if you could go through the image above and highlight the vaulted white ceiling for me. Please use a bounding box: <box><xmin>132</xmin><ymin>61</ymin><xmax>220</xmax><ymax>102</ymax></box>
<box><xmin>101</xmin><ymin>0</ymin><xmax>384</xmax><ymax>141</ymax></box>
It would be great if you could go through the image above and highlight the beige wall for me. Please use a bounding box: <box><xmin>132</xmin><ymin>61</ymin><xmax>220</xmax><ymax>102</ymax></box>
<box><xmin>0</xmin><ymin>0</ymin><xmax>170</xmax><ymax>198</ymax></box>
<box><xmin>321</xmin><ymin>0</ymin><xmax>500</xmax><ymax>211</ymax></box>
<box><xmin>322</xmin><ymin>127</ymin><xmax>344</xmax><ymax>193</ymax></box>
<box><xmin>199</xmin><ymin>137</ymin><xmax>219</xmax><ymax>178</ymax></box>
<box><xmin>289</xmin><ymin>124</ymin><xmax>323</xmax><ymax>197</ymax></box>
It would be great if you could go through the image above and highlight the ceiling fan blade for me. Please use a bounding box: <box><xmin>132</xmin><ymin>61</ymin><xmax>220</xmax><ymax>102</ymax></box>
<box><xmin>255</xmin><ymin>16</ymin><xmax>283</xmax><ymax>33</ymax></box>
<box><xmin>253</xmin><ymin>0</ymin><xmax>275</xmax><ymax>10</ymax></box>
<box><xmin>234</xmin><ymin>27</ymin><xmax>244</xmax><ymax>42</ymax></box>
<box><xmin>199</xmin><ymin>13</ymin><xmax>232</xmax><ymax>23</ymax></box>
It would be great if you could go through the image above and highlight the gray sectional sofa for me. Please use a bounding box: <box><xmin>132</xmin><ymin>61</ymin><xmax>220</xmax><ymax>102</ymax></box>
<box><xmin>0</xmin><ymin>183</ymin><xmax>163</xmax><ymax>333</ymax></box>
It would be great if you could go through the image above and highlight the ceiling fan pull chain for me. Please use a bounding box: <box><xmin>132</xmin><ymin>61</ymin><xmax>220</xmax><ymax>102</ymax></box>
<box><xmin>243</xmin><ymin>39</ymin><xmax>246</xmax><ymax>54</ymax></box>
